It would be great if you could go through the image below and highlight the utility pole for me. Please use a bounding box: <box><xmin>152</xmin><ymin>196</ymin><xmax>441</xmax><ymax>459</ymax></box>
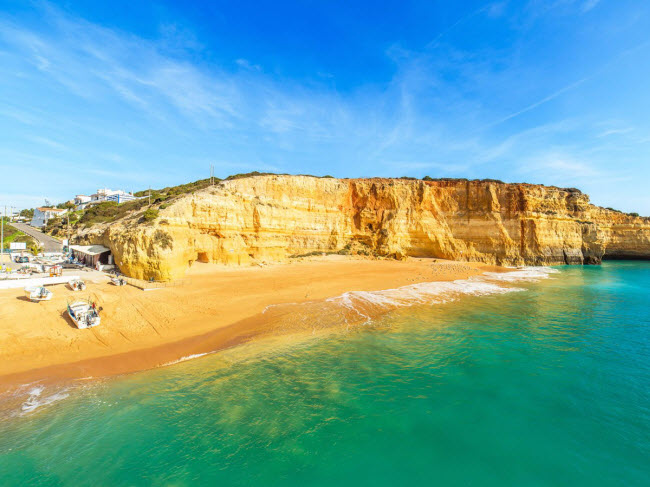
<box><xmin>0</xmin><ymin>205</ymin><xmax>10</xmax><ymax>265</ymax></box>
<box><xmin>148</xmin><ymin>186</ymin><xmax>151</xmax><ymax>205</ymax></box>
<box><xmin>1</xmin><ymin>205</ymin><xmax>5</xmax><ymax>263</ymax></box>
<box><xmin>210</xmin><ymin>164</ymin><xmax>214</xmax><ymax>185</ymax></box>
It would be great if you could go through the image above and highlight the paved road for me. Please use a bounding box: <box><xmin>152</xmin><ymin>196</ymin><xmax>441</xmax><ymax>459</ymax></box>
<box><xmin>8</xmin><ymin>222</ymin><xmax>63</xmax><ymax>252</ymax></box>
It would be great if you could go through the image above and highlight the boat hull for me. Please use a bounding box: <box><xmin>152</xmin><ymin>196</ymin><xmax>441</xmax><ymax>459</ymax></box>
<box><xmin>68</xmin><ymin>280</ymin><xmax>86</xmax><ymax>291</ymax></box>
<box><xmin>24</xmin><ymin>286</ymin><xmax>53</xmax><ymax>302</ymax></box>
<box><xmin>67</xmin><ymin>302</ymin><xmax>101</xmax><ymax>329</ymax></box>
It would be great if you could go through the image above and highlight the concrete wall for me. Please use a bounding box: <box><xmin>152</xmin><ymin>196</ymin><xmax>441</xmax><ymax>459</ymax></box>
<box><xmin>0</xmin><ymin>275</ymin><xmax>80</xmax><ymax>289</ymax></box>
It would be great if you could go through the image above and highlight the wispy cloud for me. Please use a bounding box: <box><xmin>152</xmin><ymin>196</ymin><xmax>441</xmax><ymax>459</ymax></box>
<box><xmin>518</xmin><ymin>152</ymin><xmax>603</xmax><ymax>179</ymax></box>
<box><xmin>0</xmin><ymin>2</ymin><xmax>648</xmax><ymax>213</ymax></box>
<box><xmin>581</xmin><ymin>0</ymin><xmax>601</xmax><ymax>13</ymax></box>
<box><xmin>482</xmin><ymin>76</ymin><xmax>591</xmax><ymax>130</ymax></box>
<box><xmin>235</xmin><ymin>58</ymin><xmax>262</xmax><ymax>71</ymax></box>
<box><xmin>596</xmin><ymin>127</ymin><xmax>634</xmax><ymax>138</ymax></box>
<box><xmin>27</xmin><ymin>136</ymin><xmax>67</xmax><ymax>150</ymax></box>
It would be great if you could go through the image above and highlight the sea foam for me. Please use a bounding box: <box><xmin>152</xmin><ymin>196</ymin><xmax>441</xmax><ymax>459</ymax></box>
<box><xmin>482</xmin><ymin>266</ymin><xmax>559</xmax><ymax>282</ymax></box>
<box><xmin>162</xmin><ymin>352</ymin><xmax>213</xmax><ymax>367</ymax></box>
<box><xmin>327</xmin><ymin>279</ymin><xmax>523</xmax><ymax>323</ymax></box>
<box><xmin>324</xmin><ymin>266</ymin><xmax>559</xmax><ymax>322</ymax></box>
<box><xmin>19</xmin><ymin>385</ymin><xmax>69</xmax><ymax>415</ymax></box>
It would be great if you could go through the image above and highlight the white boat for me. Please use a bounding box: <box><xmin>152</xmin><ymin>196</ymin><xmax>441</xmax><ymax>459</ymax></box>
<box><xmin>69</xmin><ymin>279</ymin><xmax>86</xmax><ymax>291</ymax></box>
<box><xmin>67</xmin><ymin>300</ymin><xmax>101</xmax><ymax>329</ymax></box>
<box><xmin>24</xmin><ymin>286</ymin><xmax>53</xmax><ymax>302</ymax></box>
<box><xmin>111</xmin><ymin>276</ymin><xmax>127</xmax><ymax>286</ymax></box>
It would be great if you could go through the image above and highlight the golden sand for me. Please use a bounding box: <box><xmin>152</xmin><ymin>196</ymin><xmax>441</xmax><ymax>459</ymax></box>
<box><xmin>0</xmin><ymin>256</ymin><xmax>507</xmax><ymax>390</ymax></box>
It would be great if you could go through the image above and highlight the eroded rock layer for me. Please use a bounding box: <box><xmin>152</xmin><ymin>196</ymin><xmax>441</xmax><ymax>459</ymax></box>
<box><xmin>75</xmin><ymin>176</ymin><xmax>650</xmax><ymax>280</ymax></box>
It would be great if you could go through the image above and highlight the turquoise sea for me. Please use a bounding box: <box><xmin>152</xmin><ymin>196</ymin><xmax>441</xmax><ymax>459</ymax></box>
<box><xmin>1</xmin><ymin>261</ymin><xmax>649</xmax><ymax>486</ymax></box>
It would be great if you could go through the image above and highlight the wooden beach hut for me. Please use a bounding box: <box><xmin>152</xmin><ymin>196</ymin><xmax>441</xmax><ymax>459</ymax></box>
<box><xmin>70</xmin><ymin>245</ymin><xmax>113</xmax><ymax>268</ymax></box>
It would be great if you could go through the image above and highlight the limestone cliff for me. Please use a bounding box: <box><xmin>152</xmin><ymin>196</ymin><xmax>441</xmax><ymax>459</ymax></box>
<box><xmin>74</xmin><ymin>176</ymin><xmax>650</xmax><ymax>280</ymax></box>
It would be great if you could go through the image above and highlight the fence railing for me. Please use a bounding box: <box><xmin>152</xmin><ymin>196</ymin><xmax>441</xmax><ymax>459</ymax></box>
<box><xmin>120</xmin><ymin>275</ymin><xmax>191</xmax><ymax>290</ymax></box>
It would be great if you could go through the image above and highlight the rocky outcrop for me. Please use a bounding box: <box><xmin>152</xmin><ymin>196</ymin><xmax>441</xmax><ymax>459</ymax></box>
<box><xmin>74</xmin><ymin>176</ymin><xmax>650</xmax><ymax>280</ymax></box>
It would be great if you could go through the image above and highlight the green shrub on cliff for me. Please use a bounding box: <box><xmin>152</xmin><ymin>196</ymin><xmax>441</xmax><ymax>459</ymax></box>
<box><xmin>43</xmin><ymin>216</ymin><xmax>62</xmax><ymax>234</ymax></box>
<box><xmin>78</xmin><ymin>199</ymin><xmax>149</xmax><ymax>227</ymax></box>
<box><xmin>142</xmin><ymin>208</ymin><xmax>159</xmax><ymax>222</ymax></box>
<box><xmin>78</xmin><ymin>201</ymin><xmax>118</xmax><ymax>225</ymax></box>
<box><xmin>153</xmin><ymin>229</ymin><xmax>173</xmax><ymax>250</ymax></box>
<box><xmin>134</xmin><ymin>178</ymin><xmax>214</xmax><ymax>199</ymax></box>
<box><xmin>225</xmin><ymin>171</ymin><xmax>279</xmax><ymax>181</ymax></box>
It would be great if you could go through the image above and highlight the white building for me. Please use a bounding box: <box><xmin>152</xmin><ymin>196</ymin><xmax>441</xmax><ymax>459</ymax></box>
<box><xmin>105</xmin><ymin>192</ymin><xmax>138</xmax><ymax>203</ymax></box>
<box><xmin>30</xmin><ymin>207</ymin><xmax>67</xmax><ymax>228</ymax></box>
<box><xmin>75</xmin><ymin>195</ymin><xmax>91</xmax><ymax>204</ymax></box>
<box><xmin>74</xmin><ymin>195</ymin><xmax>92</xmax><ymax>210</ymax></box>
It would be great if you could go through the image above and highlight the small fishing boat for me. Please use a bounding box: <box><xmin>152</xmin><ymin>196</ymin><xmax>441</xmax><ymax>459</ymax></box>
<box><xmin>111</xmin><ymin>276</ymin><xmax>127</xmax><ymax>286</ymax></box>
<box><xmin>69</xmin><ymin>279</ymin><xmax>86</xmax><ymax>291</ymax></box>
<box><xmin>67</xmin><ymin>300</ymin><xmax>101</xmax><ymax>329</ymax></box>
<box><xmin>24</xmin><ymin>286</ymin><xmax>53</xmax><ymax>302</ymax></box>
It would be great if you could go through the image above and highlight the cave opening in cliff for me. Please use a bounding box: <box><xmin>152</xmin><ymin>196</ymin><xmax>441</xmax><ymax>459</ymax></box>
<box><xmin>197</xmin><ymin>252</ymin><xmax>210</xmax><ymax>263</ymax></box>
<box><xmin>602</xmin><ymin>252</ymin><xmax>649</xmax><ymax>261</ymax></box>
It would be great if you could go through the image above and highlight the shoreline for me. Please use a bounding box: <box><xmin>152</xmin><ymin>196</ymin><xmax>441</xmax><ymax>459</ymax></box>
<box><xmin>0</xmin><ymin>256</ymin><xmax>510</xmax><ymax>392</ymax></box>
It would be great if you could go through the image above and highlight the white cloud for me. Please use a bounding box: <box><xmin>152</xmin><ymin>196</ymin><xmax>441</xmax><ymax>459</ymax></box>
<box><xmin>235</xmin><ymin>58</ymin><xmax>262</xmax><ymax>71</ymax></box>
<box><xmin>596</xmin><ymin>128</ymin><xmax>634</xmax><ymax>138</ymax></box>
<box><xmin>582</xmin><ymin>0</ymin><xmax>601</xmax><ymax>13</ymax></box>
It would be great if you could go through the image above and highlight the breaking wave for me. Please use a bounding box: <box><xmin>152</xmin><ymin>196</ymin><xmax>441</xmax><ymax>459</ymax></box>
<box><xmin>329</xmin><ymin>280</ymin><xmax>522</xmax><ymax>320</ymax></box>
<box><xmin>20</xmin><ymin>386</ymin><xmax>70</xmax><ymax>415</ymax></box>
<box><xmin>482</xmin><ymin>266</ymin><xmax>560</xmax><ymax>282</ymax></box>
<box><xmin>162</xmin><ymin>352</ymin><xmax>213</xmax><ymax>367</ymax></box>
<box><xmin>0</xmin><ymin>383</ymin><xmax>71</xmax><ymax>419</ymax></box>
<box><xmin>320</xmin><ymin>266</ymin><xmax>558</xmax><ymax>323</ymax></box>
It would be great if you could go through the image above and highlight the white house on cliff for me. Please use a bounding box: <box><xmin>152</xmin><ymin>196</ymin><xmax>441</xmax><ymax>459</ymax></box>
<box><xmin>30</xmin><ymin>207</ymin><xmax>68</xmax><ymax>228</ymax></box>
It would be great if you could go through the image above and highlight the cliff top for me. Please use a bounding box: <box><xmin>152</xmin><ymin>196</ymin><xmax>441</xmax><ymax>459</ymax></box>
<box><xmin>42</xmin><ymin>173</ymin><xmax>647</xmax><ymax>241</ymax></box>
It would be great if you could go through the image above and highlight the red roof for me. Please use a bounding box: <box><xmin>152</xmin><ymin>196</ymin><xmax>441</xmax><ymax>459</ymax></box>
<box><xmin>37</xmin><ymin>207</ymin><xmax>66</xmax><ymax>212</ymax></box>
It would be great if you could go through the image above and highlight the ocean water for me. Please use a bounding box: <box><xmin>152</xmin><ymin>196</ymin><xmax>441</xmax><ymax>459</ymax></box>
<box><xmin>1</xmin><ymin>262</ymin><xmax>649</xmax><ymax>486</ymax></box>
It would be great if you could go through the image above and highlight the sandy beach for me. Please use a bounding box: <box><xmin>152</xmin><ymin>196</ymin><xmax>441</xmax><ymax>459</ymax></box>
<box><xmin>0</xmin><ymin>256</ymin><xmax>506</xmax><ymax>390</ymax></box>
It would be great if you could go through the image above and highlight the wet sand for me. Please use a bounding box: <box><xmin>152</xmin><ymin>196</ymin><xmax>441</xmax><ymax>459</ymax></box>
<box><xmin>0</xmin><ymin>256</ymin><xmax>508</xmax><ymax>391</ymax></box>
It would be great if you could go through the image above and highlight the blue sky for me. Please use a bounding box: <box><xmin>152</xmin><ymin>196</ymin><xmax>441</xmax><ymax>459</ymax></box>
<box><xmin>1</xmin><ymin>0</ymin><xmax>649</xmax><ymax>213</ymax></box>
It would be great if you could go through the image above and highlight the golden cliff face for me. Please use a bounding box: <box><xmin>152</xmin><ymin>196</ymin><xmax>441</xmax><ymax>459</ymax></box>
<box><xmin>75</xmin><ymin>176</ymin><xmax>650</xmax><ymax>280</ymax></box>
